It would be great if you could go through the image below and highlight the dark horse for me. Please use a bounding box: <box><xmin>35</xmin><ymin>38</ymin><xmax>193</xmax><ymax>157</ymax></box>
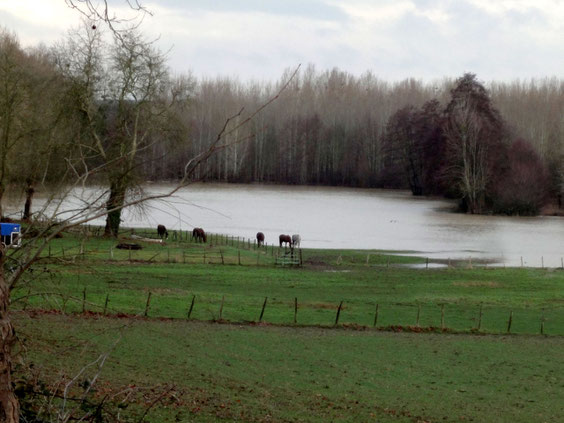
<box><xmin>256</xmin><ymin>232</ymin><xmax>265</xmax><ymax>247</ymax></box>
<box><xmin>279</xmin><ymin>234</ymin><xmax>292</xmax><ymax>248</ymax></box>
<box><xmin>193</xmin><ymin>227</ymin><xmax>207</xmax><ymax>243</ymax></box>
<box><xmin>157</xmin><ymin>224</ymin><xmax>168</xmax><ymax>240</ymax></box>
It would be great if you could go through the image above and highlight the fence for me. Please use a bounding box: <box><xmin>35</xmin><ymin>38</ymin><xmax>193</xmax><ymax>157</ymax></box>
<box><xmin>34</xmin><ymin>238</ymin><xmax>564</xmax><ymax>270</ymax></box>
<box><xmin>35</xmin><ymin>230</ymin><xmax>305</xmax><ymax>267</ymax></box>
<box><xmin>13</xmin><ymin>290</ymin><xmax>564</xmax><ymax>337</ymax></box>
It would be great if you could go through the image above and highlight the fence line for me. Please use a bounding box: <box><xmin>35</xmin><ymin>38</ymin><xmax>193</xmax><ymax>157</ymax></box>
<box><xmin>14</xmin><ymin>290</ymin><xmax>564</xmax><ymax>337</ymax></box>
<box><xmin>37</xmin><ymin>240</ymin><xmax>564</xmax><ymax>270</ymax></box>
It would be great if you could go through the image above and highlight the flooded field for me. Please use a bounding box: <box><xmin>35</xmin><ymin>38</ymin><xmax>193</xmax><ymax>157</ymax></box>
<box><xmin>32</xmin><ymin>183</ymin><xmax>564</xmax><ymax>267</ymax></box>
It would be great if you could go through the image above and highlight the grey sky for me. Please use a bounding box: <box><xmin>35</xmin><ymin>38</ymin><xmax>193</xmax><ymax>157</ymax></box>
<box><xmin>1</xmin><ymin>0</ymin><xmax>563</xmax><ymax>82</ymax></box>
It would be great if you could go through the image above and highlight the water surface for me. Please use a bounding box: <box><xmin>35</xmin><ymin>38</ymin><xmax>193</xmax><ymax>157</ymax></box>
<box><xmin>117</xmin><ymin>184</ymin><xmax>564</xmax><ymax>268</ymax></box>
<box><xmin>30</xmin><ymin>183</ymin><xmax>564</xmax><ymax>268</ymax></box>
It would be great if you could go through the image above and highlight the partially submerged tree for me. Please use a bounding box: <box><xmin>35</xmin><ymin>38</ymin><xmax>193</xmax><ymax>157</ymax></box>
<box><xmin>443</xmin><ymin>74</ymin><xmax>506</xmax><ymax>213</ymax></box>
<box><xmin>382</xmin><ymin>100</ymin><xmax>445</xmax><ymax>195</ymax></box>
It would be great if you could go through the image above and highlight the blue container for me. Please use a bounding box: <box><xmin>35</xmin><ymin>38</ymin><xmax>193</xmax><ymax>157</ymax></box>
<box><xmin>1</xmin><ymin>223</ymin><xmax>20</xmax><ymax>236</ymax></box>
<box><xmin>1</xmin><ymin>223</ymin><xmax>21</xmax><ymax>247</ymax></box>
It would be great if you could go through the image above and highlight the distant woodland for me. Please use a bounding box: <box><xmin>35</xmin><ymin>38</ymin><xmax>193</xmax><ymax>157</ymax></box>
<box><xmin>1</xmin><ymin>26</ymin><xmax>563</xmax><ymax>218</ymax></box>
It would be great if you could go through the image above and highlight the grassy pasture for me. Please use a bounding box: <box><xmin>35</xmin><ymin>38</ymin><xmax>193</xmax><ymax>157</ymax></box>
<box><xmin>9</xmin><ymin>228</ymin><xmax>564</xmax><ymax>421</ymax></box>
<box><xmin>12</xmin><ymin>229</ymin><xmax>564</xmax><ymax>335</ymax></box>
<box><xmin>14</xmin><ymin>314</ymin><xmax>564</xmax><ymax>422</ymax></box>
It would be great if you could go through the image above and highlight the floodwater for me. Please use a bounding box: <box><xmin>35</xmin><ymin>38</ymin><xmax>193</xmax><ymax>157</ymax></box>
<box><xmin>33</xmin><ymin>183</ymin><xmax>564</xmax><ymax>267</ymax></box>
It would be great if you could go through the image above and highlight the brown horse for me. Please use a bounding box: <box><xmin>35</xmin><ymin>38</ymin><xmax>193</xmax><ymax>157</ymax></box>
<box><xmin>157</xmin><ymin>224</ymin><xmax>168</xmax><ymax>240</ymax></box>
<box><xmin>193</xmin><ymin>227</ymin><xmax>207</xmax><ymax>243</ymax></box>
<box><xmin>256</xmin><ymin>232</ymin><xmax>265</xmax><ymax>247</ymax></box>
<box><xmin>279</xmin><ymin>234</ymin><xmax>292</xmax><ymax>248</ymax></box>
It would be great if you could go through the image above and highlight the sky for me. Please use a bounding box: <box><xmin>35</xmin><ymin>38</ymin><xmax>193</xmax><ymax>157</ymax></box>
<box><xmin>1</xmin><ymin>0</ymin><xmax>564</xmax><ymax>83</ymax></box>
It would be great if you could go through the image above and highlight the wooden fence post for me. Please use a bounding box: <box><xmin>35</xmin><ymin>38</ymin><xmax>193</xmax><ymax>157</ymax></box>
<box><xmin>425</xmin><ymin>257</ymin><xmax>428</xmax><ymax>269</ymax></box>
<box><xmin>82</xmin><ymin>288</ymin><xmax>86</xmax><ymax>313</ymax></box>
<box><xmin>335</xmin><ymin>301</ymin><xmax>343</xmax><ymax>326</ymax></box>
<box><xmin>144</xmin><ymin>292</ymin><xmax>152</xmax><ymax>317</ymax></box>
<box><xmin>103</xmin><ymin>294</ymin><xmax>109</xmax><ymax>315</ymax></box>
<box><xmin>220</xmin><ymin>249</ymin><xmax>224</xmax><ymax>265</ymax></box>
<box><xmin>507</xmin><ymin>310</ymin><xmax>513</xmax><ymax>333</ymax></box>
<box><xmin>259</xmin><ymin>297</ymin><xmax>268</xmax><ymax>322</ymax></box>
<box><xmin>294</xmin><ymin>297</ymin><xmax>298</xmax><ymax>324</ymax></box>
<box><xmin>219</xmin><ymin>295</ymin><xmax>225</xmax><ymax>320</ymax></box>
<box><xmin>373</xmin><ymin>304</ymin><xmax>379</xmax><ymax>327</ymax></box>
<box><xmin>440</xmin><ymin>304</ymin><xmax>445</xmax><ymax>330</ymax></box>
<box><xmin>477</xmin><ymin>303</ymin><xmax>483</xmax><ymax>331</ymax></box>
<box><xmin>187</xmin><ymin>295</ymin><xmax>195</xmax><ymax>319</ymax></box>
<box><xmin>238</xmin><ymin>250</ymin><xmax>241</xmax><ymax>265</ymax></box>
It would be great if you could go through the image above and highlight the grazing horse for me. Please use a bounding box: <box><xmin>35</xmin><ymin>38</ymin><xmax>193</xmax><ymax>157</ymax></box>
<box><xmin>193</xmin><ymin>227</ymin><xmax>207</xmax><ymax>243</ymax></box>
<box><xmin>279</xmin><ymin>234</ymin><xmax>292</xmax><ymax>248</ymax></box>
<box><xmin>157</xmin><ymin>224</ymin><xmax>168</xmax><ymax>240</ymax></box>
<box><xmin>291</xmin><ymin>234</ymin><xmax>301</xmax><ymax>248</ymax></box>
<box><xmin>256</xmin><ymin>232</ymin><xmax>265</xmax><ymax>247</ymax></box>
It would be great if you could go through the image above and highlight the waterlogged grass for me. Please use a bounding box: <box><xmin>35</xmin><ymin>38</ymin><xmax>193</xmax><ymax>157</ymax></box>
<box><xmin>15</xmin><ymin>314</ymin><xmax>564</xmax><ymax>423</ymax></box>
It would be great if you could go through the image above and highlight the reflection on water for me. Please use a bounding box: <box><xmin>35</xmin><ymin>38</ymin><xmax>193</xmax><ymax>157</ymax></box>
<box><xmin>32</xmin><ymin>183</ymin><xmax>564</xmax><ymax>268</ymax></box>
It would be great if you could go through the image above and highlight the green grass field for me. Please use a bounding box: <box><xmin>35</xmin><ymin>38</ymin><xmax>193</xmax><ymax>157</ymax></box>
<box><xmin>9</xmin><ymin>227</ymin><xmax>564</xmax><ymax>422</ymax></box>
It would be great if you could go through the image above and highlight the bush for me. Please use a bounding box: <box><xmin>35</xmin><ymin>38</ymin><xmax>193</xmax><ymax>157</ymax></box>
<box><xmin>491</xmin><ymin>139</ymin><xmax>549</xmax><ymax>215</ymax></box>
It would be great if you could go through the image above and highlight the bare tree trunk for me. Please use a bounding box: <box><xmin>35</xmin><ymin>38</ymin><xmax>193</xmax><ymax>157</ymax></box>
<box><xmin>23</xmin><ymin>181</ymin><xmax>34</xmax><ymax>221</ymax></box>
<box><xmin>104</xmin><ymin>180</ymin><xmax>126</xmax><ymax>237</ymax></box>
<box><xmin>0</xmin><ymin>262</ymin><xmax>19</xmax><ymax>423</ymax></box>
<box><xmin>0</xmin><ymin>185</ymin><xmax>4</xmax><ymax>220</ymax></box>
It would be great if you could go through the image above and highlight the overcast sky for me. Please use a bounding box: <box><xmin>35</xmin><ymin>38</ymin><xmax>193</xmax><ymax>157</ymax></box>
<box><xmin>1</xmin><ymin>0</ymin><xmax>564</xmax><ymax>82</ymax></box>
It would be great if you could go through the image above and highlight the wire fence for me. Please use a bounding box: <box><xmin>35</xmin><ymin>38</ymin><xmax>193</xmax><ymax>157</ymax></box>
<box><xmin>13</xmin><ymin>290</ymin><xmax>564</xmax><ymax>337</ymax></box>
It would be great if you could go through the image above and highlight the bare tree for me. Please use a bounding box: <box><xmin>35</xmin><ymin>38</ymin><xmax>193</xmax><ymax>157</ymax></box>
<box><xmin>53</xmin><ymin>21</ymin><xmax>179</xmax><ymax>237</ymax></box>
<box><xmin>443</xmin><ymin>74</ymin><xmax>506</xmax><ymax>213</ymax></box>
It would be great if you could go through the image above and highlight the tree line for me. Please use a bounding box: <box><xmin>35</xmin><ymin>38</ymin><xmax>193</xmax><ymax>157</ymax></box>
<box><xmin>172</xmin><ymin>69</ymin><xmax>562</xmax><ymax>215</ymax></box>
<box><xmin>1</xmin><ymin>26</ymin><xmax>563</xmax><ymax>221</ymax></box>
